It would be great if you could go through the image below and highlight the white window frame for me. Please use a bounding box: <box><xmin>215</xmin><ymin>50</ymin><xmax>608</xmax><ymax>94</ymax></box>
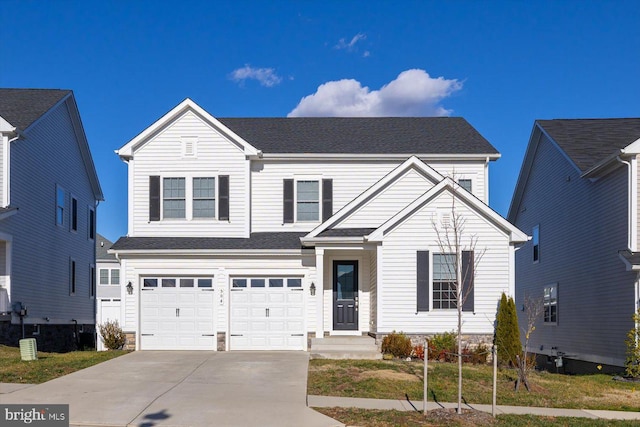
<box><xmin>458</xmin><ymin>179</ymin><xmax>472</xmax><ymax>193</ymax></box>
<box><xmin>141</xmin><ymin>276</ymin><xmax>214</xmax><ymax>288</ymax></box>
<box><xmin>294</xmin><ymin>176</ymin><xmax>322</xmax><ymax>223</ymax></box>
<box><xmin>544</xmin><ymin>284</ymin><xmax>558</xmax><ymax>325</ymax></box>
<box><xmin>56</xmin><ymin>185</ymin><xmax>65</xmax><ymax>227</ymax></box>
<box><xmin>432</xmin><ymin>252</ymin><xmax>458</xmax><ymax>310</ymax></box>
<box><xmin>99</xmin><ymin>268</ymin><xmax>120</xmax><ymax>286</ymax></box>
<box><xmin>160</xmin><ymin>173</ymin><xmax>219</xmax><ymax>221</ymax></box>
<box><xmin>532</xmin><ymin>225</ymin><xmax>540</xmax><ymax>263</ymax></box>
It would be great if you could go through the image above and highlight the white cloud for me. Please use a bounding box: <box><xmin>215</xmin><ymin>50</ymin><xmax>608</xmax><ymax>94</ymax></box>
<box><xmin>229</xmin><ymin>65</ymin><xmax>282</xmax><ymax>87</ymax></box>
<box><xmin>288</xmin><ymin>69</ymin><xmax>462</xmax><ymax>117</ymax></box>
<box><xmin>335</xmin><ymin>33</ymin><xmax>366</xmax><ymax>51</ymax></box>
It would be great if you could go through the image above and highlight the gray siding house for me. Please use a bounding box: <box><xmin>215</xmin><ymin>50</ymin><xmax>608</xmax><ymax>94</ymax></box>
<box><xmin>0</xmin><ymin>89</ymin><xmax>103</xmax><ymax>352</ymax></box>
<box><xmin>508</xmin><ymin>118</ymin><xmax>640</xmax><ymax>371</ymax></box>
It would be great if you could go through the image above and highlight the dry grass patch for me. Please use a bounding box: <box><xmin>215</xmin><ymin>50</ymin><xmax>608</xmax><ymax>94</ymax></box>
<box><xmin>359</xmin><ymin>369</ymin><xmax>421</xmax><ymax>382</ymax></box>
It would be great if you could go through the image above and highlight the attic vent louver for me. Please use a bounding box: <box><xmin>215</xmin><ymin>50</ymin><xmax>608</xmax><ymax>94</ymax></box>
<box><xmin>182</xmin><ymin>136</ymin><xmax>198</xmax><ymax>157</ymax></box>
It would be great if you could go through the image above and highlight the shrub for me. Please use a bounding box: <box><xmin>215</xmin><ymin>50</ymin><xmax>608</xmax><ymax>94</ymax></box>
<box><xmin>381</xmin><ymin>331</ymin><xmax>413</xmax><ymax>358</ymax></box>
<box><xmin>462</xmin><ymin>343</ymin><xmax>489</xmax><ymax>364</ymax></box>
<box><xmin>428</xmin><ymin>331</ymin><xmax>457</xmax><ymax>362</ymax></box>
<box><xmin>625</xmin><ymin>309</ymin><xmax>640</xmax><ymax>378</ymax></box>
<box><xmin>412</xmin><ymin>344</ymin><xmax>425</xmax><ymax>360</ymax></box>
<box><xmin>99</xmin><ymin>320</ymin><xmax>126</xmax><ymax>350</ymax></box>
<box><xmin>494</xmin><ymin>293</ymin><xmax>521</xmax><ymax>366</ymax></box>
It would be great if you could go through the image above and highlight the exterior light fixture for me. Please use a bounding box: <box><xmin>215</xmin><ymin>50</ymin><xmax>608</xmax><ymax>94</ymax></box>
<box><xmin>310</xmin><ymin>282</ymin><xmax>316</xmax><ymax>296</ymax></box>
<box><xmin>126</xmin><ymin>282</ymin><xmax>133</xmax><ymax>295</ymax></box>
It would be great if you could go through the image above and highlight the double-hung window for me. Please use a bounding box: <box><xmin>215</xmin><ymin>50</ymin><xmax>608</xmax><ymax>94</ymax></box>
<box><xmin>283</xmin><ymin>178</ymin><xmax>332</xmax><ymax>223</ymax></box>
<box><xmin>432</xmin><ymin>253</ymin><xmax>457</xmax><ymax>309</ymax></box>
<box><xmin>163</xmin><ymin>177</ymin><xmax>186</xmax><ymax>218</ymax></box>
<box><xmin>544</xmin><ymin>285</ymin><xmax>557</xmax><ymax>324</ymax></box>
<box><xmin>99</xmin><ymin>268</ymin><xmax>120</xmax><ymax>285</ymax></box>
<box><xmin>193</xmin><ymin>177</ymin><xmax>215</xmax><ymax>218</ymax></box>
<box><xmin>296</xmin><ymin>180</ymin><xmax>319</xmax><ymax>221</ymax></box>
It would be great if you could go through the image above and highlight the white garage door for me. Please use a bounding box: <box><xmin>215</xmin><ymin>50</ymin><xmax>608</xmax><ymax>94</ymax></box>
<box><xmin>140</xmin><ymin>277</ymin><xmax>216</xmax><ymax>350</ymax></box>
<box><xmin>97</xmin><ymin>299</ymin><xmax>121</xmax><ymax>351</ymax></box>
<box><xmin>230</xmin><ymin>277</ymin><xmax>305</xmax><ymax>350</ymax></box>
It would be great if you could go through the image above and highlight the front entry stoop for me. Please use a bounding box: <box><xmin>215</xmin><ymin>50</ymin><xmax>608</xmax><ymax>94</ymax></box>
<box><xmin>310</xmin><ymin>335</ymin><xmax>382</xmax><ymax>360</ymax></box>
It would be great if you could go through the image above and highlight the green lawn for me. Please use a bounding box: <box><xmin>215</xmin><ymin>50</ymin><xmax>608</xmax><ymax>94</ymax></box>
<box><xmin>308</xmin><ymin>359</ymin><xmax>640</xmax><ymax>412</ymax></box>
<box><xmin>0</xmin><ymin>345</ymin><xmax>128</xmax><ymax>384</ymax></box>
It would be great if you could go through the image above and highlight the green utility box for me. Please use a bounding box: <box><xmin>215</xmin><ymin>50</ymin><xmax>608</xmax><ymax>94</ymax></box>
<box><xmin>19</xmin><ymin>338</ymin><xmax>38</xmax><ymax>361</ymax></box>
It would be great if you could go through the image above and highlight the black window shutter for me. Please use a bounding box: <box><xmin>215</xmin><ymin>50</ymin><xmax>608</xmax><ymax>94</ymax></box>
<box><xmin>462</xmin><ymin>250</ymin><xmax>475</xmax><ymax>312</ymax></box>
<box><xmin>283</xmin><ymin>179</ymin><xmax>294</xmax><ymax>223</ymax></box>
<box><xmin>219</xmin><ymin>175</ymin><xmax>229</xmax><ymax>221</ymax></box>
<box><xmin>149</xmin><ymin>176</ymin><xmax>160</xmax><ymax>221</ymax></box>
<box><xmin>417</xmin><ymin>251</ymin><xmax>430</xmax><ymax>312</ymax></box>
<box><xmin>322</xmin><ymin>179</ymin><xmax>333</xmax><ymax>222</ymax></box>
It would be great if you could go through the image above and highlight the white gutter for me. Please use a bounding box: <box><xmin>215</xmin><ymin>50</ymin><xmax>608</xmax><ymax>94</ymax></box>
<box><xmin>616</xmin><ymin>156</ymin><xmax>636</xmax><ymax>251</ymax></box>
<box><xmin>109</xmin><ymin>249</ymin><xmax>308</xmax><ymax>256</ymax></box>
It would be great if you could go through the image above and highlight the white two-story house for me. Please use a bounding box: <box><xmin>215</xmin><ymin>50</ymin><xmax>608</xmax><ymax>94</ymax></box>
<box><xmin>111</xmin><ymin>98</ymin><xmax>526</xmax><ymax>352</ymax></box>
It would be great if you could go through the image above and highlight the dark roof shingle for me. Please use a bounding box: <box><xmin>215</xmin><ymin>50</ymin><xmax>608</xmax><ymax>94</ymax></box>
<box><xmin>0</xmin><ymin>89</ymin><xmax>70</xmax><ymax>131</ymax></box>
<box><xmin>317</xmin><ymin>228</ymin><xmax>377</xmax><ymax>237</ymax></box>
<box><xmin>96</xmin><ymin>233</ymin><xmax>117</xmax><ymax>261</ymax></box>
<box><xmin>538</xmin><ymin>118</ymin><xmax>640</xmax><ymax>172</ymax></box>
<box><xmin>218</xmin><ymin>117</ymin><xmax>498</xmax><ymax>155</ymax></box>
<box><xmin>111</xmin><ymin>232</ymin><xmax>308</xmax><ymax>251</ymax></box>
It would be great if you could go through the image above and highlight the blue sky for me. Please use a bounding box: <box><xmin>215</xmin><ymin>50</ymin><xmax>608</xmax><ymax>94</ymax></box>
<box><xmin>1</xmin><ymin>0</ymin><xmax>638</xmax><ymax>242</ymax></box>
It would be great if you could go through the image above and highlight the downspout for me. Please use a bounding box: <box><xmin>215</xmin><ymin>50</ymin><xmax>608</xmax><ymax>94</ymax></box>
<box><xmin>616</xmin><ymin>157</ymin><xmax>636</xmax><ymax>252</ymax></box>
<box><xmin>4</xmin><ymin>132</ymin><xmax>21</xmax><ymax>207</ymax></box>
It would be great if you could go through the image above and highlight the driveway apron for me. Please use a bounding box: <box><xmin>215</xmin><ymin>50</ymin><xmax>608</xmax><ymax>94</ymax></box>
<box><xmin>0</xmin><ymin>351</ymin><xmax>342</xmax><ymax>427</ymax></box>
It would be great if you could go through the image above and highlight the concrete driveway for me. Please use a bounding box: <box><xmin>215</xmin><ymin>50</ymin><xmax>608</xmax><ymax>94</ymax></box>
<box><xmin>0</xmin><ymin>351</ymin><xmax>342</xmax><ymax>427</ymax></box>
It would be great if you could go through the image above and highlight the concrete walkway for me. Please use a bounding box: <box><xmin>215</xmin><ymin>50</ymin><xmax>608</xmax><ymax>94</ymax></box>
<box><xmin>308</xmin><ymin>395</ymin><xmax>640</xmax><ymax>420</ymax></box>
<box><xmin>0</xmin><ymin>351</ymin><xmax>342</xmax><ymax>427</ymax></box>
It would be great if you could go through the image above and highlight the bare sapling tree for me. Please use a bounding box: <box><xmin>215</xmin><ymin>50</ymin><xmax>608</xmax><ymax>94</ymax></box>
<box><xmin>432</xmin><ymin>181</ymin><xmax>486</xmax><ymax>415</ymax></box>
<box><xmin>515</xmin><ymin>294</ymin><xmax>543</xmax><ymax>391</ymax></box>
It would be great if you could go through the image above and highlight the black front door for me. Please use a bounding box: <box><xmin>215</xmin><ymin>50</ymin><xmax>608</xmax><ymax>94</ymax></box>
<box><xmin>333</xmin><ymin>260</ymin><xmax>358</xmax><ymax>330</ymax></box>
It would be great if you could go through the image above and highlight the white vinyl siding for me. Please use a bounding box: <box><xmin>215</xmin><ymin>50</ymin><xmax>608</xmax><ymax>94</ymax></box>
<box><xmin>339</xmin><ymin>167</ymin><xmax>437</xmax><ymax>229</ymax></box>
<box><xmin>251</xmin><ymin>160</ymin><xmax>487</xmax><ymax>232</ymax></box>
<box><xmin>377</xmin><ymin>190</ymin><xmax>511</xmax><ymax>334</ymax></box>
<box><xmin>129</xmin><ymin>110</ymin><xmax>247</xmax><ymax>237</ymax></box>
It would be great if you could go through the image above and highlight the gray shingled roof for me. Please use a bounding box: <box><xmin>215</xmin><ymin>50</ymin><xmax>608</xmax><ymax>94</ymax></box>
<box><xmin>217</xmin><ymin>117</ymin><xmax>498</xmax><ymax>155</ymax></box>
<box><xmin>111</xmin><ymin>232</ymin><xmax>308</xmax><ymax>251</ymax></box>
<box><xmin>96</xmin><ymin>233</ymin><xmax>117</xmax><ymax>261</ymax></box>
<box><xmin>538</xmin><ymin>119</ymin><xmax>640</xmax><ymax>172</ymax></box>
<box><xmin>317</xmin><ymin>228</ymin><xmax>377</xmax><ymax>237</ymax></box>
<box><xmin>0</xmin><ymin>89</ymin><xmax>70</xmax><ymax>131</ymax></box>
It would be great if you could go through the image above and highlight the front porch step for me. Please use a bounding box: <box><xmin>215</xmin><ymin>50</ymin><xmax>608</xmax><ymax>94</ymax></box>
<box><xmin>310</xmin><ymin>335</ymin><xmax>382</xmax><ymax>360</ymax></box>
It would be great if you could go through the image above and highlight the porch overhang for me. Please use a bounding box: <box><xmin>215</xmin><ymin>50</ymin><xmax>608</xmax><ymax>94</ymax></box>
<box><xmin>619</xmin><ymin>250</ymin><xmax>640</xmax><ymax>271</ymax></box>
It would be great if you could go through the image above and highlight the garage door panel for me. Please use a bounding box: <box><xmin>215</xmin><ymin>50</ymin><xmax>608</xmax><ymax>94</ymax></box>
<box><xmin>230</xmin><ymin>279</ymin><xmax>305</xmax><ymax>351</ymax></box>
<box><xmin>141</xmin><ymin>284</ymin><xmax>216</xmax><ymax>350</ymax></box>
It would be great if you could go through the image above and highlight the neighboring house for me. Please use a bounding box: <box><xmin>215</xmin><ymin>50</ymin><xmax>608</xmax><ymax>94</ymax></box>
<box><xmin>110</xmin><ymin>98</ymin><xmax>527</xmax><ymax>351</ymax></box>
<box><xmin>96</xmin><ymin>233</ymin><xmax>122</xmax><ymax>350</ymax></box>
<box><xmin>0</xmin><ymin>89</ymin><xmax>103</xmax><ymax>352</ymax></box>
<box><xmin>509</xmin><ymin>118</ymin><xmax>640</xmax><ymax>372</ymax></box>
